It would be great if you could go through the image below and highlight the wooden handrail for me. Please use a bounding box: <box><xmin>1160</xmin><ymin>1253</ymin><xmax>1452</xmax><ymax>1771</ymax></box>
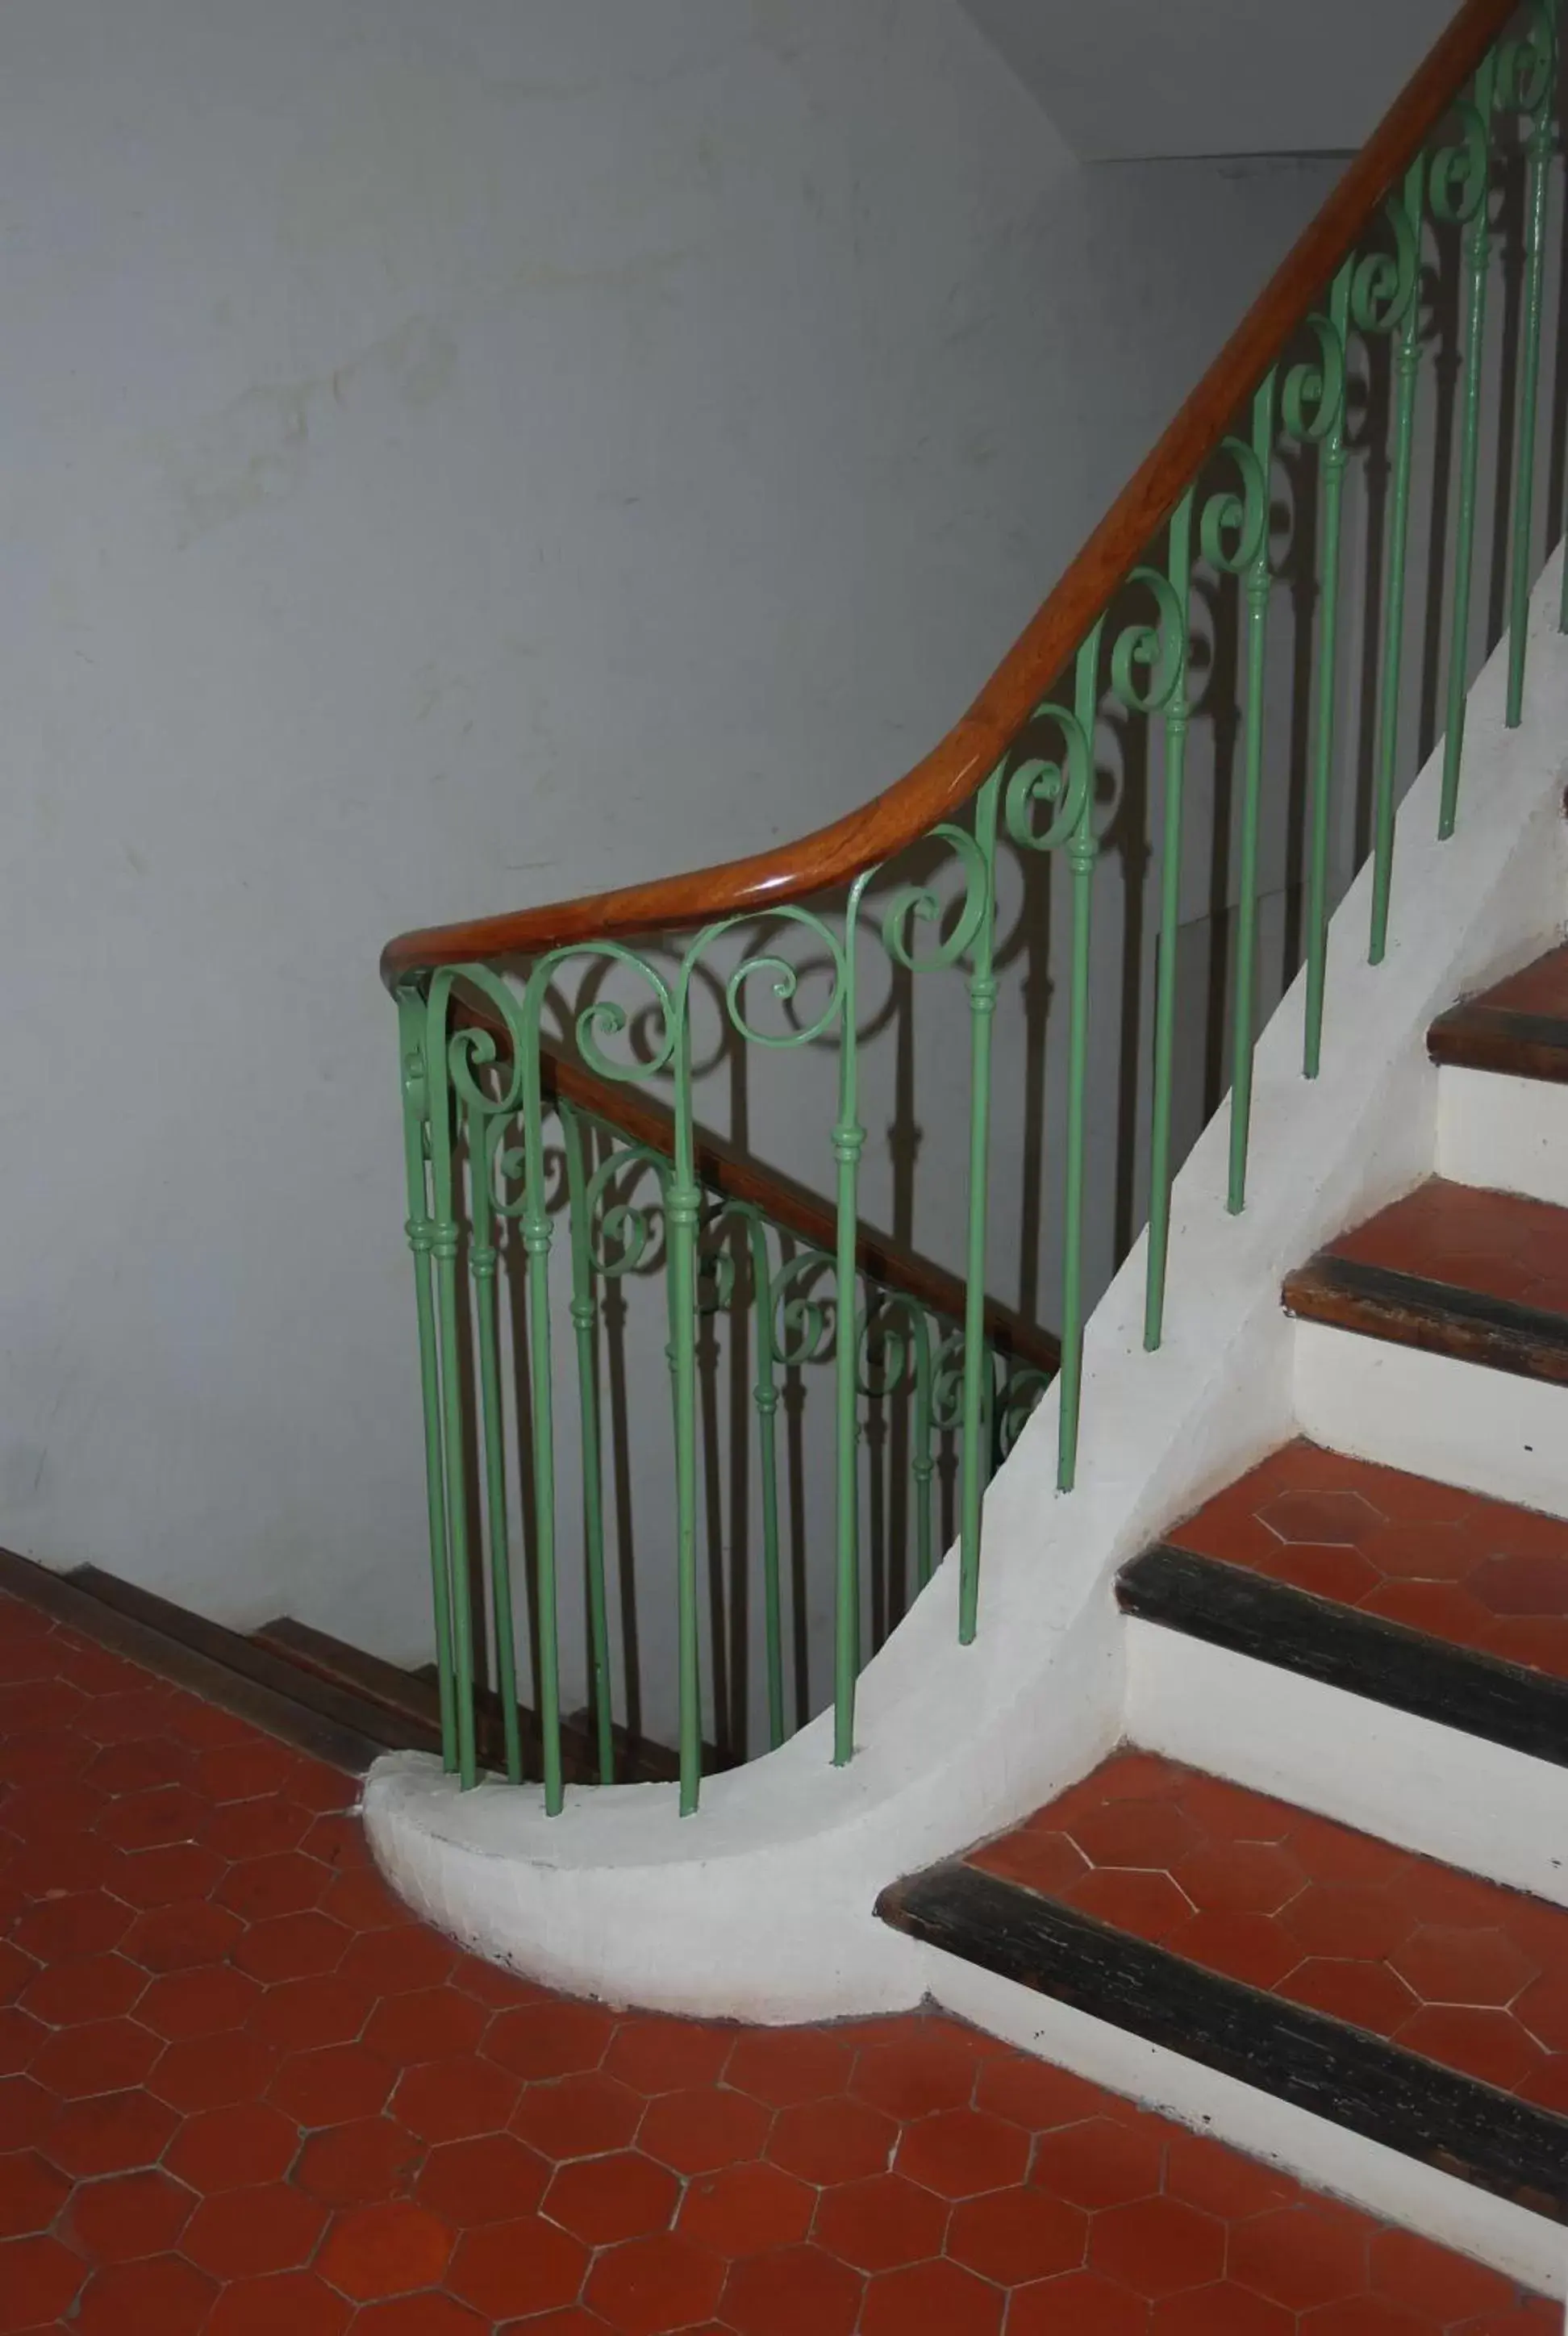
<box><xmin>381</xmin><ymin>0</ymin><xmax>1512</xmax><ymax>989</ymax></box>
<box><xmin>450</xmin><ymin>994</ymin><xmax>1059</xmax><ymax>1375</ymax></box>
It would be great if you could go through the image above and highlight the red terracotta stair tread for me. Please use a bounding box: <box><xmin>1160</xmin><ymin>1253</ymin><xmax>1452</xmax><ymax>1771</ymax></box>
<box><xmin>1163</xmin><ymin>1437</ymin><xmax>1568</xmax><ymax>1683</ymax></box>
<box><xmin>967</xmin><ymin>1748</ymin><xmax>1568</xmax><ymax>2112</ymax></box>
<box><xmin>1445</xmin><ymin>941</ymin><xmax>1568</xmax><ymax>1020</ymax></box>
<box><xmin>1316</xmin><ymin>1178</ymin><xmax>1568</xmax><ymax>1316</ymax></box>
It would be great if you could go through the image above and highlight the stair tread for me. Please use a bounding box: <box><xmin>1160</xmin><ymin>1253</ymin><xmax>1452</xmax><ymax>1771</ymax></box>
<box><xmin>1430</xmin><ymin>943</ymin><xmax>1568</xmax><ymax>1081</ymax></box>
<box><xmin>1284</xmin><ymin>1178</ymin><xmax>1568</xmax><ymax>1385</ymax></box>
<box><xmin>1153</xmin><ymin>1438</ymin><xmax>1568</xmax><ymax>1689</ymax></box>
<box><xmin>1322</xmin><ymin>1178</ymin><xmax>1568</xmax><ymax>1315</ymax></box>
<box><xmin>965</xmin><ymin>1751</ymin><xmax>1566</xmax><ymax>2122</ymax></box>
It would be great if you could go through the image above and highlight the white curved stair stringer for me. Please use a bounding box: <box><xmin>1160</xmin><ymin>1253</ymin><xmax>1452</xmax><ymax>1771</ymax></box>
<box><xmin>364</xmin><ymin>559</ymin><xmax>1568</xmax><ymax>2054</ymax></box>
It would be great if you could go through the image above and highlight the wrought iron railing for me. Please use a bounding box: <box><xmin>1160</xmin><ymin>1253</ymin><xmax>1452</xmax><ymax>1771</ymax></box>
<box><xmin>384</xmin><ymin>0</ymin><xmax>1566</xmax><ymax>1815</ymax></box>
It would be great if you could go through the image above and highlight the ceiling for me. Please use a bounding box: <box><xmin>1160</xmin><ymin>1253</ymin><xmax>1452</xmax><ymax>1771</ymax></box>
<box><xmin>960</xmin><ymin>0</ymin><xmax>1453</xmax><ymax>161</ymax></box>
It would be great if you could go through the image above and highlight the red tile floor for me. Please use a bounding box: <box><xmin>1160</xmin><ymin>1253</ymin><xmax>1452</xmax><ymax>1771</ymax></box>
<box><xmin>0</xmin><ymin>1588</ymin><xmax>1557</xmax><ymax>2334</ymax></box>
<box><xmin>1166</xmin><ymin>1438</ymin><xmax>1568</xmax><ymax>1685</ymax></box>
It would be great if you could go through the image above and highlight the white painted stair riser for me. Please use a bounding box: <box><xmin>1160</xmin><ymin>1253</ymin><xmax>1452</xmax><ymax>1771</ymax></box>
<box><xmin>904</xmin><ymin>1936</ymin><xmax>1566</xmax><ymax>2301</ymax></box>
<box><xmin>1293</xmin><ymin>1318</ymin><xmax>1568</xmax><ymax>1519</ymax></box>
<box><xmin>1437</xmin><ymin>1062</ymin><xmax>1568</xmax><ymax>1209</ymax></box>
<box><xmin>1122</xmin><ymin>1616</ymin><xmax>1567</xmax><ymax>1906</ymax></box>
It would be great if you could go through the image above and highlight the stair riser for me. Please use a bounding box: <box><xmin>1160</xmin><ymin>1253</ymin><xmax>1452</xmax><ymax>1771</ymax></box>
<box><xmin>895</xmin><ymin>1935</ymin><xmax>1566</xmax><ymax>2298</ymax></box>
<box><xmin>1294</xmin><ymin>1318</ymin><xmax>1568</xmax><ymax>1517</ymax></box>
<box><xmin>1124</xmin><ymin>1617</ymin><xmax>1567</xmax><ymax>1905</ymax></box>
<box><xmin>1437</xmin><ymin>1064</ymin><xmax>1568</xmax><ymax>1208</ymax></box>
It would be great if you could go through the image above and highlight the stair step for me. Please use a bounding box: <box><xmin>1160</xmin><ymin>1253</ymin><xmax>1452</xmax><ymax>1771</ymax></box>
<box><xmin>1284</xmin><ymin>1178</ymin><xmax>1568</xmax><ymax>1385</ymax></box>
<box><xmin>878</xmin><ymin>1750</ymin><xmax>1568</xmax><ymax>2221</ymax></box>
<box><xmin>1430</xmin><ymin>944</ymin><xmax>1568</xmax><ymax>1082</ymax></box>
<box><xmin>1118</xmin><ymin>1440</ymin><xmax>1566</xmax><ymax>1764</ymax></box>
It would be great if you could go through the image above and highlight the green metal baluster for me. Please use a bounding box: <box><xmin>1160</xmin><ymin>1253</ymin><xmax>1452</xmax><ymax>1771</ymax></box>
<box><xmin>911</xmin><ymin>1307</ymin><xmax>936</xmax><ymax>1593</ymax></box>
<box><xmin>957</xmin><ymin>781</ymin><xmax>1000</xmax><ymax>1641</ymax></box>
<box><xmin>743</xmin><ymin>1212</ymin><xmax>786</xmax><ymax>1752</ymax></box>
<box><xmin>395</xmin><ymin>989</ymin><xmax>458</xmax><ymax>1773</ymax></box>
<box><xmin>466</xmin><ymin>1102</ymin><xmax>522</xmax><ymax>1785</ymax></box>
<box><xmin>1505</xmin><ymin>7</ymin><xmax>1557</xmax><ymax>725</ymax></box>
<box><xmin>560</xmin><ymin>1103</ymin><xmax>614</xmax><ymax>1786</ymax></box>
<box><xmin>665</xmin><ymin>1024</ymin><xmax>704</xmax><ymax>1812</ymax></box>
<box><xmin>1143</xmin><ymin>490</ymin><xmax>1194</xmax><ymax>1348</ymax></box>
<box><xmin>1438</xmin><ymin>66</ymin><xmax>1497</xmax><ymax>835</ymax></box>
<box><xmin>1369</xmin><ymin>160</ymin><xmax>1426</xmax><ymax>965</ymax></box>
<box><xmin>1058</xmin><ymin>624</ymin><xmax>1105</xmax><ymax>1493</ymax></box>
<box><xmin>1304</xmin><ymin>269</ymin><xmax>1352</xmax><ymax>1070</ymax></box>
<box><xmin>515</xmin><ymin>991</ymin><xmax>565</xmax><ymax>1815</ymax></box>
<box><xmin>1228</xmin><ymin>371</ymin><xmax>1277</xmax><ymax>1212</ymax></box>
<box><xmin>832</xmin><ymin>895</ymin><xmax>866</xmax><ymax>1755</ymax></box>
<box><xmin>424</xmin><ymin>985</ymin><xmax>478</xmax><ymax>1789</ymax></box>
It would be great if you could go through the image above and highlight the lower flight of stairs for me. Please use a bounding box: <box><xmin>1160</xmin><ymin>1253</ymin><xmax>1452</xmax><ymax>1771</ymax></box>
<box><xmin>881</xmin><ymin>943</ymin><xmax>1568</xmax><ymax>2298</ymax></box>
<box><xmin>0</xmin><ymin>1550</ymin><xmax>678</xmax><ymax>1782</ymax></box>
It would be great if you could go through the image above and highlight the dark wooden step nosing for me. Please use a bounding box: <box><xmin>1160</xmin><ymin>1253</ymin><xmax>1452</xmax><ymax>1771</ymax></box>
<box><xmin>1118</xmin><ymin>1544</ymin><xmax>1568</xmax><ymax>1769</ymax></box>
<box><xmin>1284</xmin><ymin>1252</ymin><xmax>1568</xmax><ymax>1385</ymax></box>
<box><xmin>1428</xmin><ymin>1003</ymin><xmax>1568</xmax><ymax>1084</ymax></box>
<box><xmin>68</xmin><ymin>1566</ymin><xmax>444</xmax><ymax>1762</ymax></box>
<box><xmin>0</xmin><ymin>1548</ymin><xmax>393</xmax><ymax>1775</ymax></box>
<box><xmin>878</xmin><ymin>1861</ymin><xmax>1566</xmax><ymax>2221</ymax></box>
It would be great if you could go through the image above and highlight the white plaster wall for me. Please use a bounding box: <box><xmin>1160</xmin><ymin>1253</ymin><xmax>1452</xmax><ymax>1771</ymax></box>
<box><xmin>0</xmin><ymin>0</ymin><xmax>1341</xmax><ymax>1666</ymax></box>
<box><xmin>960</xmin><ymin>0</ymin><xmax>1452</xmax><ymax>161</ymax></box>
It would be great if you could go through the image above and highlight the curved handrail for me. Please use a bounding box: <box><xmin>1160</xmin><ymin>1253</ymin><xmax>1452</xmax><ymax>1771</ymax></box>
<box><xmin>381</xmin><ymin>0</ymin><xmax>1513</xmax><ymax>989</ymax></box>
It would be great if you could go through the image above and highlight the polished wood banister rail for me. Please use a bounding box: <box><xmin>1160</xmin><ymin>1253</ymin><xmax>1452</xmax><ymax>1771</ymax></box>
<box><xmin>450</xmin><ymin>992</ymin><xmax>1060</xmax><ymax>1376</ymax></box>
<box><xmin>381</xmin><ymin>0</ymin><xmax>1515</xmax><ymax>987</ymax></box>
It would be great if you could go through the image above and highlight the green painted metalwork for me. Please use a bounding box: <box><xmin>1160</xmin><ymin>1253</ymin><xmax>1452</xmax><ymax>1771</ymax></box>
<box><xmin>859</xmin><ymin>1292</ymin><xmax>936</xmax><ymax>1594</ymax></box>
<box><xmin>1184</xmin><ymin>390</ymin><xmax>1273</xmax><ymax>1214</ymax></box>
<box><xmin>1435</xmin><ymin>65</ymin><xmax>1498</xmax><ymax>836</ymax></box>
<box><xmin>468</xmin><ymin>1100</ymin><xmax>523</xmax><ymax>1786</ymax></box>
<box><xmin>877</xmin><ymin>820</ymin><xmax>999</xmax><ymax>1631</ymax></box>
<box><xmin>830</xmin><ymin>902</ymin><xmax>865</xmax><ymax>1753</ymax></box>
<box><xmin>741</xmin><ymin>1206</ymin><xmax>787</xmax><ymax>1750</ymax></box>
<box><xmin>560</xmin><ymin>1103</ymin><xmax>615</xmax><ymax>1785</ymax></box>
<box><xmin>1501</xmin><ymin>2</ymin><xmax>1558</xmax><ymax>728</ymax></box>
<box><xmin>396</xmin><ymin>990</ymin><xmax>459</xmax><ymax>1775</ymax></box>
<box><xmin>1228</xmin><ymin>373</ymin><xmax>1278</xmax><ymax>1212</ymax></box>
<box><xmin>423</xmin><ymin>978</ymin><xmax>481</xmax><ymax>1791</ymax></box>
<box><xmin>1298</xmin><ymin>272</ymin><xmax>1352</xmax><ymax>1077</ymax></box>
<box><xmin>1362</xmin><ymin>164</ymin><xmax>1426</xmax><ymax>966</ymax></box>
<box><xmin>1054</xmin><ymin>628</ymin><xmax>1106</xmax><ymax>1491</ymax></box>
<box><xmin>1141</xmin><ymin>493</ymin><xmax>1195</xmax><ymax>1349</ymax></box>
<box><xmin>957</xmin><ymin>798</ymin><xmax>999</xmax><ymax>1644</ymax></box>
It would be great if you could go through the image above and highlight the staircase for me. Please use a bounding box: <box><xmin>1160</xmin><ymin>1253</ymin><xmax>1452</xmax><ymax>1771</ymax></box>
<box><xmin>362</xmin><ymin>0</ymin><xmax>1568</xmax><ymax>2305</ymax></box>
<box><xmin>881</xmin><ymin>936</ymin><xmax>1568</xmax><ymax>2291</ymax></box>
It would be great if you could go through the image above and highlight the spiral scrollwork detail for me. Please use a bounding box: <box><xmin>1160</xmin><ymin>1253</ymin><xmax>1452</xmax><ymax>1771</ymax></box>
<box><xmin>769</xmin><ymin>1249</ymin><xmax>837</xmax><ymax>1369</ymax></box>
<box><xmin>681</xmin><ymin>908</ymin><xmax>849</xmax><ymax>1054</ymax></box>
<box><xmin>1349</xmin><ymin>193</ymin><xmax>1420</xmax><ymax>337</ymax></box>
<box><xmin>930</xmin><ymin>1326</ymin><xmax>976</xmax><ymax>1435</ymax></box>
<box><xmin>997</xmin><ymin>1365</ymin><xmax>1053</xmax><ymax>1459</ymax></box>
<box><xmin>580</xmin><ymin>1140</ymin><xmax>671</xmax><ymax>1279</ymax></box>
<box><xmin>854</xmin><ymin>1291</ymin><xmax>933</xmax><ymax>1404</ymax></box>
<box><xmin>1198</xmin><ymin>435</ymin><xmax>1270</xmax><ymax>574</ymax></box>
<box><xmin>1496</xmin><ymin>0</ymin><xmax>1555</xmax><ymax>119</ymax></box>
<box><xmin>1002</xmin><ymin>702</ymin><xmax>1094</xmax><ymax>856</ymax></box>
<box><xmin>1427</xmin><ymin>98</ymin><xmax>1491</xmax><ymax>226</ymax></box>
<box><xmin>1281</xmin><ymin>311</ymin><xmax>1348</xmax><ymax>444</ymax></box>
<box><xmin>1107</xmin><ymin>567</ymin><xmax>1186</xmax><ymax>716</ymax></box>
<box><xmin>879</xmin><ymin>822</ymin><xmax>993</xmax><ymax>973</ymax></box>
